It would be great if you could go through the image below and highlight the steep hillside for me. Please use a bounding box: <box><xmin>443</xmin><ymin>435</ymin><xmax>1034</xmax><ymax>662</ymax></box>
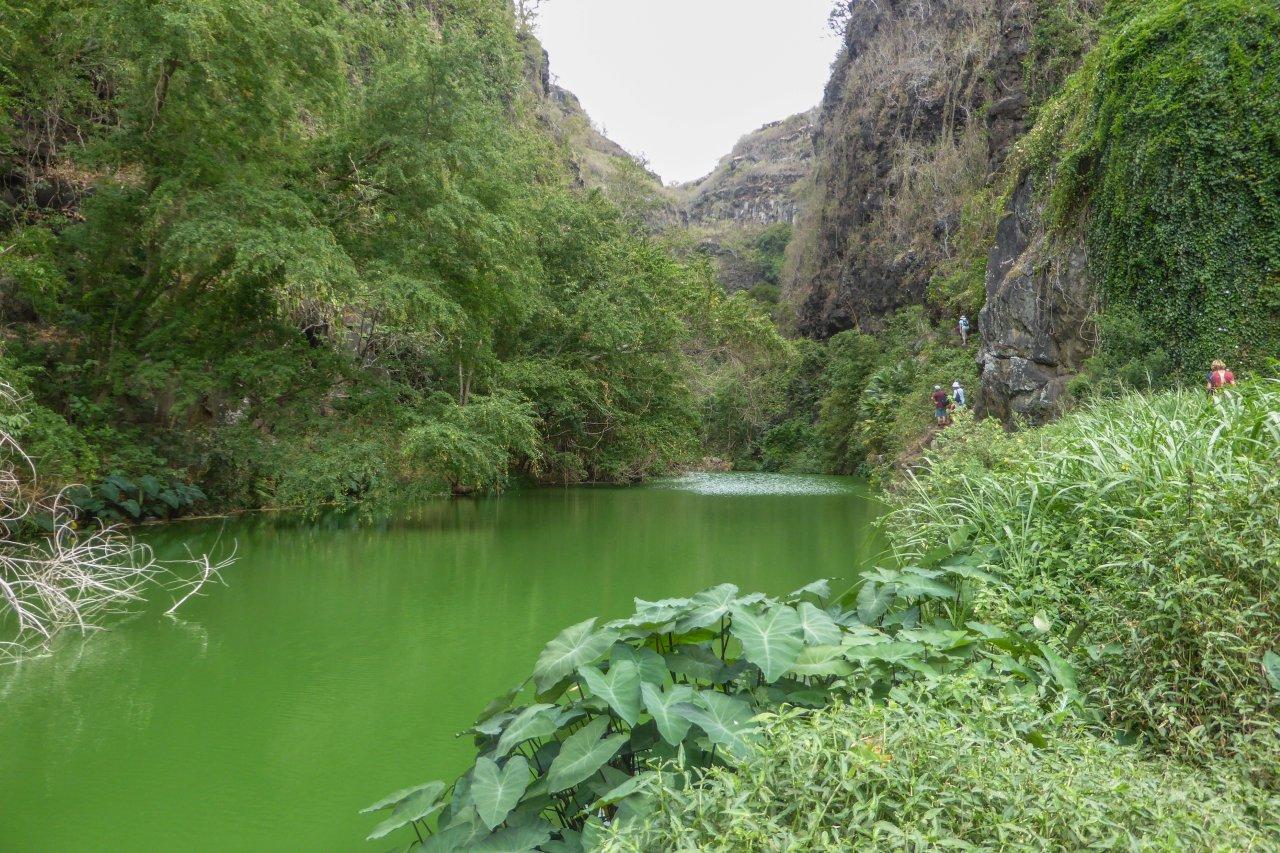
<box><xmin>789</xmin><ymin>0</ymin><xmax>1277</xmax><ymax>425</ymax></box>
<box><xmin>676</xmin><ymin>109</ymin><xmax>816</xmax><ymax>228</ymax></box>
<box><xmin>786</xmin><ymin>0</ymin><xmax>1011</xmax><ymax>337</ymax></box>
<box><xmin>669</xmin><ymin>111</ymin><xmax>816</xmax><ymax>297</ymax></box>
<box><xmin>521</xmin><ymin>36</ymin><xmax>674</xmax><ymax>225</ymax></box>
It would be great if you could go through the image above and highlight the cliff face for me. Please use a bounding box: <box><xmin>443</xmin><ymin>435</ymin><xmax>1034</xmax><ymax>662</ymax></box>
<box><xmin>787</xmin><ymin>0</ymin><xmax>1102</xmax><ymax>421</ymax></box>
<box><xmin>786</xmin><ymin>0</ymin><xmax>1006</xmax><ymax>337</ymax></box>
<box><xmin>670</xmin><ymin>111</ymin><xmax>816</xmax><ymax>294</ymax></box>
<box><xmin>676</xmin><ymin>110</ymin><xmax>816</xmax><ymax>228</ymax></box>
<box><xmin>977</xmin><ymin>175</ymin><xmax>1093</xmax><ymax>423</ymax></box>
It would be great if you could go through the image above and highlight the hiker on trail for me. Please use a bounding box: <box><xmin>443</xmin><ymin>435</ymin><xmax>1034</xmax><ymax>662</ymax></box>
<box><xmin>1206</xmin><ymin>359</ymin><xmax>1236</xmax><ymax>394</ymax></box>
<box><xmin>952</xmin><ymin>380</ymin><xmax>966</xmax><ymax>408</ymax></box>
<box><xmin>958</xmin><ymin>315</ymin><xmax>970</xmax><ymax>346</ymax></box>
<box><xmin>932</xmin><ymin>385</ymin><xmax>951</xmax><ymax>426</ymax></box>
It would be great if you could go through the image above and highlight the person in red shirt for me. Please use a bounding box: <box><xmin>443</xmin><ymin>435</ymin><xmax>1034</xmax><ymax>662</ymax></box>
<box><xmin>931</xmin><ymin>385</ymin><xmax>950</xmax><ymax>426</ymax></box>
<box><xmin>1206</xmin><ymin>360</ymin><xmax>1236</xmax><ymax>394</ymax></box>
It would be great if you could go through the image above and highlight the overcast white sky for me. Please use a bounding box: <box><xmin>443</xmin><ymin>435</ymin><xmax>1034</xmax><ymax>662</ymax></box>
<box><xmin>536</xmin><ymin>1</ymin><xmax>840</xmax><ymax>185</ymax></box>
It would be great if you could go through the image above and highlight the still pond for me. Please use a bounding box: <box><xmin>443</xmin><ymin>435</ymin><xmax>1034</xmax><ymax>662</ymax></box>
<box><xmin>0</xmin><ymin>473</ymin><xmax>881</xmax><ymax>850</ymax></box>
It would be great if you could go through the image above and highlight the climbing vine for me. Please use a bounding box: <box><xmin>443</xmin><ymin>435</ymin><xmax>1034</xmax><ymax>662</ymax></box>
<box><xmin>1033</xmin><ymin>0</ymin><xmax>1280</xmax><ymax>382</ymax></box>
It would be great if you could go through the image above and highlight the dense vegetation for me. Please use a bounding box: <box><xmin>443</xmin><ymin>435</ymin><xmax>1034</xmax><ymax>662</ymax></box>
<box><xmin>1023</xmin><ymin>0</ymin><xmax>1280</xmax><ymax>388</ymax></box>
<box><xmin>0</xmin><ymin>0</ymin><xmax>774</xmax><ymax>515</ymax></box>
<box><xmin>609</xmin><ymin>680</ymin><xmax>1271</xmax><ymax>850</ymax></box>
<box><xmin>363</xmin><ymin>565</ymin><xmax>1083</xmax><ymax>848</ymax></box>
<box><xmin>701</xmin><ymin>307</ymin><xmax>973</xmax><ymax>476</ymax></box>
<box><xmin>391</xmin><ymin>381</ymin><xmax>1278</xmax><ymax>851</ymax></box>
<box><xmin>890</xmin><ymin>383</ymin><xmax>1280</xmax><ymax>786</ymax></box>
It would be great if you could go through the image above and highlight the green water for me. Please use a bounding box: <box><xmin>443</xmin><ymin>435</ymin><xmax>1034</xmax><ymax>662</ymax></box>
<box><xmin>0</xmin><ymin>473</ymin><xmax>881</xmax><ymax>851</ymax></box>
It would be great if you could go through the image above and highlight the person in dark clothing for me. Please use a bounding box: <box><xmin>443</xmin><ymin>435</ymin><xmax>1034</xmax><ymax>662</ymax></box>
<box><xmin>932</xmin><ymin>385</ymin><xmax>951</xmax><ymax>426</ymax></box>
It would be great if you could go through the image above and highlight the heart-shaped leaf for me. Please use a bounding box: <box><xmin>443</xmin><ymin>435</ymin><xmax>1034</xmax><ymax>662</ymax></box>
<box><xmin>533</xmin><ymin>619</ymin><xmax>617</xmax><ymax>693</ymax></box>
<box><xmin>611</xmin><ymin>643</ymin><xmax>668</xmax><ymax>685</ymax></box>
<box><xmin>673</xmin><ymin>691</ymin><xmax>757</xmax><ymax>760</ymax></box>
<box><xmin>578</xmin><ymin>660</ymin><xmax>642</xmax><ymax>726</ymax></box>
<box><xmin>796</xmin><ymin>602</ymin><xmax>842</xmax><ymax>646</ymax></box>
<box><xmin>664</xmin><ymin>644</ymin><xmax>724</xmax><ymax>682</ymax></box>
<box><xmin>472</xmin><ymin>756</ymin><xmax>531</xmax><ymax>830</ymax></box>
<box><xmin>786</xmin><ymin>578</ymin><xmax>832</xmax><ymax>604</ymax></box>
<box><xmin>546</xmin><ymin>716</ymin><xmax>628</xmax><ymax>793</ymax></box>
<box><xmin>729</xmin><ymin>604</ymin><xmax>804</xmax><ymax>682</ymax></box>
<box><xmin>361</xmin><ymin>780</ymin><xmax>446</xmax><ymax>815</ymax></box>
<box><xmin>675</xmin><ymin>583</ymin><xmax>740</xmax><ymax>632</ymax></box>
<box><xmin>494</xmin><ymin>704</ymin><xmax>558</xmax><ymax>758</ymax></box>
<box><xmin>640</xmin><ymin>682</ymin><xmax>695</xmax><ymax>745</ymax></box>
<box><xmin>366</xmin><ymin>782</ymin><xmax>447</xmax><ymax>840</ymax></box>
<box><xmin>788</xmin><ymin>644</ymin><xmax>853</xmax><ymax>677</ymax></box>
<box><xmin>857</xmin><ymin>580</ymin><xmax>896</xmax><ymax>624</ymax></box>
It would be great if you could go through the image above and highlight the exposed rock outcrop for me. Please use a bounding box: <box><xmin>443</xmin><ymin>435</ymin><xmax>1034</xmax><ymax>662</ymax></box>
<box><xmin>787</xmin><ymin>0</ymin><xmax>1006</xmax><ymax>337</ymax></box>
<box><xmin>676</xmin><ymin>110</ymin><xmax>816</xmax><ymax>228</ymax></box>
<box><xmin>671</xmin><ymin>111</ymin><xmax>817</xmax><ymax>294</ymax></box>
<box><xmin>977</xmin><ymin>175</ymin><xmax>1094</xmax><ymax>423</ymax></box>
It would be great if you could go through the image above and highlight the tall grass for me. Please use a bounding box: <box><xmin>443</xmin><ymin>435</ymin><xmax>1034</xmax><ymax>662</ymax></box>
<box><xmin>606</xmin><ymin>677</ymin><xmax>1274</xmax><ymax>851</ymax></box>
<box><xmin>888</xmin><ymin>383</ymin><xmax>1280</xmax><ymax>784</ymax></box>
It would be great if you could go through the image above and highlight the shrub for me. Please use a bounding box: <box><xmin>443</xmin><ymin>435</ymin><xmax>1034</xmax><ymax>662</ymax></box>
<box><xmin>888</xmin><ymin>383</ymin><xmax>1280</xmax><ymax>785</ymax></box>
<box><xmin>606</xmin><ymin>677</ymin><xmax>1275</xmax><ymax>851</ymax></box>
<box><xmin>361</xmin><ymin>572</ymin><xmax>1076</xmax><ymax>848</ymax></box>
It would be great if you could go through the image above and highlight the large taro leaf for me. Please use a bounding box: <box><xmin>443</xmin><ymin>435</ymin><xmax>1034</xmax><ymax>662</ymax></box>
<box><xmin>546</xmin><ymin>716</ymin><xmax>628</xmax><ymax>793</ymax></box>
<box><xmin>857</xmin><ymin>580</ymin><xmax>897</xmax><ymax>624</ymax></box>
<box><xmin>664</xmin><ymin>643</ymin><xmax>725</xmax><ymax>683</ymax></box>
<box><xmin>533</xmin><ymin>618</ymin><xmax>618</xmax><ymax>693</ymax></box>
<box><xmin>795</xmin><ymin>602</ymin><xmax>842</xmax><ymax>646</ymax></box>
<box><xmin>894</xmin><ymin>569</ymin><xmax>957</xmax><ymax>601</ymax></box>
<box><xmin>640</xmin><ymin>682</ymin><xmax>695</xmax><ymax>745</ymax></box>
<box><xmin>788</xmin><ymin>644</ymin><xmax>854</xmax><ymax>677</ymax></box>
<box><xmin>360</xmin><ymin>780</ymin><xmax>445</xmax><ymax>815</ymax></box>
<box><xmin>469</xmin><ymin>819</ymin><xmax>554</xmax><ymax>852</ymax></box>
<box><xmin>471</xmin><ymin>710</ymin><xmax>516</xmax><ymax>738</ymax></box>
<box><xmin>729</xmin><ymin>604</ymin><xmax>804</xmax><ymax>682</ymax></box>
<box><xmin>675</xmin><ymin>583</ymin><xmax>740</xmax><ymax>632</ymax></box>
<box><xmin>578</xmin><ymin>660</ymin><xmax>642</xmax><ymax>726</ymax></box>
<box><xmin>472</xmin><ymin>756</ymin><xmax>531</xmax><ymax>830</ymax></box>
<box><xmin>1265</xmin><ymin>650</ymin><xmax>1280</xmax><ymax>693</ymax></box>
<box><xmin>842</xmin><ymin>640</ymin><xmax>927</xmax><ymax>663</ymax></box>
<box><xmin>494</xmin><ymin>704</ymin><xmax>559</xmax><ymax>758</ymax></box>
<box><xmin>611</xmin><ymin>643</ymin><xmax>668</xmax><ymax>686</ymax></box>
<box><xmin>786</xmin><ymin>578</ymin><xmax>833</xmax><ymax>605</ymax></box>
<box><xmin>366</xmin><ymin>781</ymin><xmax>447</xmax><ymax>840</ymax></box>
<box><xmin>673</xmin><ymin>691</ymin><xmax>757</xmax><ymax>760</ymax></box>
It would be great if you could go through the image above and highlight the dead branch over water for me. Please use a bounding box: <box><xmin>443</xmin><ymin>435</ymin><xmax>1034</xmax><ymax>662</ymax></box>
<box><xmin>0</xmin><ymin>382</ymin><xmax>232</xmax><ymax>664</ymax></box>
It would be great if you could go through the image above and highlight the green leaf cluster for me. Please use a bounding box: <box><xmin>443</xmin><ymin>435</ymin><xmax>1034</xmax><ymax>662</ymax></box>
<box><xmin>365</xmin><ymin>566</ymin><xmax>1077</xmax><ymax>849</ymax></box>
<box><xmin>889</xmin><ymin>381</ymin><xmax>1280</xmax><ymax>786</ymax></box>
<box><xmin>1025</xmin><ymin>0</ymin><xmax>1280</xmax><ymax>386</ymax></box>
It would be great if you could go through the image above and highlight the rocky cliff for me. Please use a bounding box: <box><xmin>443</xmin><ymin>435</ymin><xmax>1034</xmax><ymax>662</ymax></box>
<box><xmin>785</xmin><ymin>0</ymin><xmax>1103</xmax><ymax>420</ymax></box>
<box><xmin>671</xmin><ymin>111</ymin><xmax>817</xmax><ymax>294</ymax></box>
<box><xmin>676</xmin><ymin>109</ymin><xmax>817</xmax><ymax>228</ymax></box>
<box><xmin>977</xmin><ymin>175</ymin><xmax>1093</xmax><ymax>423</ymax></box>
<box><xmin>786</xmin><ymin>0</ymin><xmax>1009</xmax><ymax>337</ymax></box>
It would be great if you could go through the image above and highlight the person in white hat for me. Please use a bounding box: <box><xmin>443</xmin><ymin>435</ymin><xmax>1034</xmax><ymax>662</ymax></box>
<box><xmin>952</xmin><ymin>380</ymin><xmax>966</xmax><ymax>408</ymax></box>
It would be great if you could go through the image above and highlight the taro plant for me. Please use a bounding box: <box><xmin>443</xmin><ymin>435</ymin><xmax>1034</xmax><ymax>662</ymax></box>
<box><xmin>66</xmin><ymin>475</ymin><xmax>208</xmax><ymax>523</ymax></box>
<box><xmin>364</xmin><ymin>561</ymin><xmax>1077</xmax><ymax>850</ymax></box>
